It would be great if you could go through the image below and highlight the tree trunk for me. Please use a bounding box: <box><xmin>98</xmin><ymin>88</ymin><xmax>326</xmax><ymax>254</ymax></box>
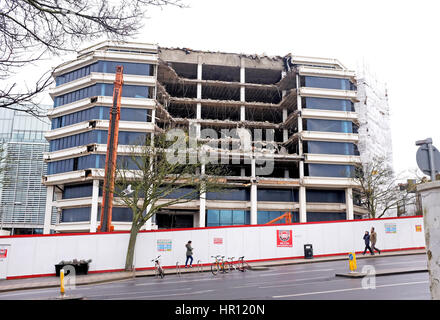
<box><xmin>125</xmin><ymin>224</ymin><xmax>141</xmax><ymax>271</ymax></box>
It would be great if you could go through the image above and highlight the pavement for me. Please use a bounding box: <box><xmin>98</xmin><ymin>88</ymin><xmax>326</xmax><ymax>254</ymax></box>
<box><xmin>0</xmin><ymin>249</ymin><xmax>426</xmax><ymax>293</ymax></box>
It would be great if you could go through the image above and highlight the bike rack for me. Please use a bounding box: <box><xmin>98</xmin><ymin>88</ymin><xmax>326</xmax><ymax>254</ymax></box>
<box><xmin>176</xmin><ymin>261</ymin><xmax>181</xmax><ymax>276</ymax></box>
<box><xmin>197</xmin><ymin>260</ymin><xmax>203</xmax><ymax>272</ymax></box>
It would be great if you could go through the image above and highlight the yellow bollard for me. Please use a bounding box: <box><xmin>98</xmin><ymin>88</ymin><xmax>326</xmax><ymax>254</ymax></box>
<box><xmin>60</xmin><ymin>269</ymin><xmax>65</xmax><ymax>297</ymax></box>
<box><xmin>348</xmin><ymin>252</ymin><xmax>357</xmax><ymax>272</ymax></box>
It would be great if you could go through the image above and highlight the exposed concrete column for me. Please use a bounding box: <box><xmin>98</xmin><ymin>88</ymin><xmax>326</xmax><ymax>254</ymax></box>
<box><xmin>282</xmin><ymin>91</ymin><xmax>289</xmax><ymax>178</ymax></box>
<box><xmin>196</xmin><ymin>55</ymin><xmax>202</xmax><ymax>138</ymax></box>
<box><xmin>345</xmin><ymin>188</ymin><xmax>354</xmax><ymax>220</ymax></box>
<box><xmin>250</xmin><ymin>157</ymin><xmax>258</xmax><ymax>225</ymax></box>
<box><xmin>199</xmin><ymin>163</ymin><xmax>206</xmax><ymax>227</ymax></box>
<box><xmin>240</xmin><ymin>58</ymin><xmax>245</xmax><ymax>121</ymax></box>
<box><xmin>43</xmin><ymin>185</ymin><xmax>54</xmax><ymax>234</ymax></box>
<box><xmin>89</xmin><ymin>179</ymin><xmax>100</xmax><ymax>232</ymax></box>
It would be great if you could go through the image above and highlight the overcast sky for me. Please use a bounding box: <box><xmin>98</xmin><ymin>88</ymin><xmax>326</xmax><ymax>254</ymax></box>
<box><xmin>35</xmin><ymin>0</ymin><xmax>440</xmax><ymax>178</ymax></box>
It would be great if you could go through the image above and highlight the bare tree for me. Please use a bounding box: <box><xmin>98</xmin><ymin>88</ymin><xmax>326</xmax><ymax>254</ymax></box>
<box><xmin>0</xmin><ymin>0</ymin><xmax>185</xmax><ymax>116</ymax></box>
<box><xmin>113</xmin><ymin>132</ymin><xmax>227</xmax><ymax>271</ymax></box>
<box><xmin>353</xmin><ymin>157</ymin><xmax>416</xmax><ymax>218</ymax></box>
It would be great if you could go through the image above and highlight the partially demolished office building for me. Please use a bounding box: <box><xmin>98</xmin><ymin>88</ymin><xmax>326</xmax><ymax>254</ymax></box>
<box><xmin>43</xmin><ymin>41</ymin><xmax>370</xmax><ymax>233</ymax></box>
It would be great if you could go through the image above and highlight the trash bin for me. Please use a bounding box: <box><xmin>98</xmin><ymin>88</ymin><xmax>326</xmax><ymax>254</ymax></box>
<box><xmin>304</xmin><ymin>244</ymin><xmax>313</xmax><ymax>259</ymax></box>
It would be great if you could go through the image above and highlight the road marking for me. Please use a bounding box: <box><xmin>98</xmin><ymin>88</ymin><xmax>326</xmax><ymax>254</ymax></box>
<box><xmin>85</xmin><ymin>287</ymin><xmax>193</xmax><ymax>299</ymax></box>
<box><xmin>233</xmin><ymin>276</ymin><xmax>329</xmax><ymax>289</ymax></box>
<box><xmin>108</xmin><ymin>289</ymin><xmax>215</xmax><ymax>300</ymax></box>
<box><xmin>370</xmin><ymin>260</ymin><xmax>426</xmax><ymax>267</ymax></box>
<box><xmin>258</xmin><ymin>268</ymin><xmax>334</xmax><ymax>277</ymax></box>
<box><xmin>273</xmin><ymin>280</ymin><xmax>429</xmax><ymax>298</ymax></box>
<box><xmin>135</xmin><ymin>277</ymin><xmax>221</xmax><ymax>286</ymax></box>
<box><xmin>0</xmin><ymin>288</ymin><xmax>58</xmax><ymax>297</ymax></box>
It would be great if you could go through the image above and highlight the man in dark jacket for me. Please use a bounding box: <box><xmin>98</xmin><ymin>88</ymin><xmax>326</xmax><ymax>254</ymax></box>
<box><xmin>185</xmin><ymin>241</ymin><xmax>194</xmax><ymax>268</ymax></box>
<box><xmin>363</xmin><ymin>231</ymin><xmax>374</xmax><ymax>255</ymax></box>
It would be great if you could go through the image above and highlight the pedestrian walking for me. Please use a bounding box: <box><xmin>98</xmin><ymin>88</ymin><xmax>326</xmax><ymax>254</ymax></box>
<box><xmin>185</xmin><ymin>240</ymin><xmax>194</xmax><ymax>268</ymax></box>
<box><xmin>363</xmin><ymin>231</ymin><xmax>374</xmax><ymax>255</ymax></box>
<box><xmin>370</xmin><ymin>227</ymin><xmax>381</xmax><ymax>254</ymax></box>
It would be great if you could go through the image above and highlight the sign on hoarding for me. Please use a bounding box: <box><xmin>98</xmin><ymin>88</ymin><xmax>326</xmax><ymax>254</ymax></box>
<box><xmin>385</xmin><ymin>223</ymin><xmax>397</xmax><ymax>234</ymax></box>
<box><xmin>157</xmin><ymin>239</ymin><xmax>172</xmax><ymax>252</ymax></box>
<box><xmin>277</xmin><ymin>230</ymin><xmax>293</xmax><ymax>247</ymax></box>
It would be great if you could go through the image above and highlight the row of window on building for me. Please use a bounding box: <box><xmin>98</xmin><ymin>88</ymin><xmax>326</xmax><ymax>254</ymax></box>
<box><xmin>59</xmin><ymin>206</ymin><xmax>349</xmax><ymax>225</ymax></box>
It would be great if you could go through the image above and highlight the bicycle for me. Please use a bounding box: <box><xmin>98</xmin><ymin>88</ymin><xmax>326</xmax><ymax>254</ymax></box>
<box><xmin>210</xmin><ymin>255</ymin><xmax>229</xmax><ymax>275</ymax></box>
<box><xmin>237</xmin><ymin>256</ymin><xmax>251</xmax><ymax>272</ymax></box>
<box><xmin>151</xmin><ymin>255</ymin><xmax>165</xmax><ymax>279</ymax></box>
<box><xmin>226</xmin><ymin>257</ymin><xmax>240</xmax><ymax>272</ymax></box>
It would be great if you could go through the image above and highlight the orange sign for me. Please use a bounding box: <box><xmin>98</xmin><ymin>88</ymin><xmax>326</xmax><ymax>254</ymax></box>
<box><xmin>415</xmin><ymin>225</ymin><xmax>422</xmax><ymax>232</ymax></box>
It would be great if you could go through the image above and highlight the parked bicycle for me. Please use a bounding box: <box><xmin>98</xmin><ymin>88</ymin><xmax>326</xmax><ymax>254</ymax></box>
<box><xmin>237</xmin><ymin>256</ymin><xmax>251</xmax><ymax>272</ymax></box>
<box><xmin>151</xmin><ymin>255</ymin><xmax>165</xmax><ymax>279</ymax></box>
<box><xmin>210</xmin><ymin>255</ymin><xmax>228</xmax><ymax>275</ymax></box>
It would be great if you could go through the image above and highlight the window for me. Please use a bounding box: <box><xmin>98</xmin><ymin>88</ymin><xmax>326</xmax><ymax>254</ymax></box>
<box><xmin>206</xmin><ymin>188</ymin><xmax>250</xmax><ymax>201</ymax></box>
<box><xmin>303</xmin><ymin>119</ymin><xmax>358</xmax><ymax>133</ymax></box>
<box><xmin>97</xmin><ymin>206</ymin><xmax>133</xmax><ymax>222</ymax></box>
<box><xmin>257</xmin><ymin>188</ymin><xmax>298</xmax><ymax>202</ymax></box>
<box><xmin>257</xmin><ymin>211</ymin><xmax>299</xmax><ymax>224</ymax></box>
<box><xmin>61</xmin><ymin>207</ymin><xmax>91</xmax><ymax>222</ymax></box>
<box><xmin>302</xmin><ymin>97</ymin><xmax>354</xmax><ymax>112</ymax></box>
<box><xmin>305</xmin><ymin>164</ymin><xmax>355</xmax><ymax>178</ymax></box>
<box><xmin>49</xmin><ymin>130</ymin><xmax>148</xmax><ymax>151</ymax></box>
<box><xmin>55</xmin><ymin>61</ymin><xmax>153</xmax><ymax>86</ymax></box>
<box><xmin>304</xmin><ymin>141</ymin><xmax>359</xmax><ymax>155</ymax></box>
<box><xmin>306</xmin><ymin>189</ymin><xmax>345</xmax><ymax>203</ymax></box>
<box><xmin>63</xmin><ymin>183</ymin><xmax>93</xmax><ymax>199</ymax></box>
<box><xmin>301</xmin><ymin>76</ymin><xmax>356</xmax><ymax>90</ymax></box>
<box><xmin>54</xmin><ymin>84</ymin><xmax>151</xmax><ymax>107</ymax></box>
<box><xmin>206</xmin><ymin>210</ymin><xmax>250</xmax><ymax>227</ymax></box>
<box><xmin>306</xmin><ymin>211</ymin><xmax>346</xmax><ymax>222</ymax></box>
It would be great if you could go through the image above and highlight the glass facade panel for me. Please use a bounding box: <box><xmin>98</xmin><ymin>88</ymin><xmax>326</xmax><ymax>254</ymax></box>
<box><xmin>47</xmin><ymin>154</ymin><xmax>140</xmax><ymax>174</ymax></box>
<box><xmin>60</xmin><ymin>207</ymin><xmax>91</xmax><ymax>222</ymax></box>
<box><xmin>257</xmin><ymin>211</ymin><xmax>299</xmax><ymax>224</ymax></box>
<box><xmin>306</xmin><ymin>211</ymin><xmax>346</xmax><ymax>222</ymax></box>
<box><xmin>257</xmin><ymin>188</ymin><xmax>298</xmax><ymax>202</ymax></box>
<box><xmin>305</xmin><ymin>164</ymin><xmax>355</xmax><ymax>178</ymax></box>
<box><xmin>55</xmin><ymin>61</ymin><xmax>153</xmax><ymax>86</ymax></box>
<box><xmin>54</xmin><ymin>84</ymin><xmax>150</xmax><ymax>107</ymax></box>
<box><xmin>206</xmin><ymin>210</ymin><xmax>251</xmax><ymax>227</ymax></box>
<box><xmin>161</xmin><ymin>187</ymin><xmax>199</xmax><ymax>199</ymax></box>
<box><xmin>303</xmin><ymin>119</ymin><xmax>358</xmax><ymax>133</ymax></box>
<box><xmin>302</xmin><ymin>97</ymin><xmax>354</xmax><ymax>112</ymax></box>
<box><xmin>306</xmin><ymin>189</ymin><xmax>345</xmax><ymax>203</ymax></box>
<box><xmin>206</xmin><ymin>188</ymin><xmax>250</xmax><ymax>201</ymax></box>
<box><xmin>51</xmin><ymin>107</ymin><xmax>151</xmax><ymax>129</ymax></box>
<box><xmin>304</xmin><ymin>141</ymin><xmax>359</xmax><ymax>155</ymax></box>
<box><xmin>63</xmin><ymin>183</ymin><xmax>93</xmax><ymax>199</ymax></box>
<box><xmin>301</xmin><ymin>76</ymin><xmax>356</xmax><ymax>90</ymax></box>
<box><xmin>49</xmin><ymin>130</ymin><xmax>147</xmax><ymax>151</ymax></box>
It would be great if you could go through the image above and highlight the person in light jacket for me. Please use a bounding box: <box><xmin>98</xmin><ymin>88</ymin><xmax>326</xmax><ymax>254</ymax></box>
<box><xmin>185</xmin><ymin>241</ymin><xmax>194</xmax><ymax>268</ymax></box>
<box><xmin>363</xmin><ymin>231</ymin><xmax>374</xmax><ymax>255</ymax></box>
<box><xmin>370</xmin><ymin>227</ymin><xmax>381</xmax><ymax>254</ymax></box>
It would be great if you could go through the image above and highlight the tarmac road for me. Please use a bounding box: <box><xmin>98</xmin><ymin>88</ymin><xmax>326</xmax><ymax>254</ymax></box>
<box><xmin>0</xmin><ymin>254</ymin><xmax>430</xmax><ymax>300</ymax></box>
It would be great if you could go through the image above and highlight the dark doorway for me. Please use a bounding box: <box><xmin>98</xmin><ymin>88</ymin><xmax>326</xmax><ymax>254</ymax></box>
<box><xmin>156</xmin><ymin>210</ymin><xmax>195</xmax><ymax>229</ymax></box>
